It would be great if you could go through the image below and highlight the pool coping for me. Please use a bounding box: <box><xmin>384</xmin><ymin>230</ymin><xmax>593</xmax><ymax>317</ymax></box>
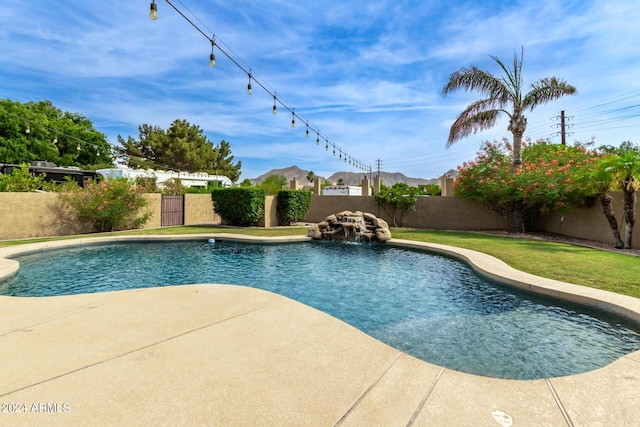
<box><xmin>1</xmin><ymin>234</ymin><xmax>639</xmax><ymax>425</ymax></box>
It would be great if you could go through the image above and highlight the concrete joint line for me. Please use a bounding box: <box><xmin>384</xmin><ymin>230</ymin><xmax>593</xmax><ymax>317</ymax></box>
<box><xmin>546</xmin><ymin>379</ymin><xmax>574</xmax><ymax>427</ymax></box>
<box><xmin>333</xmin><ymin>352</ymin><xmax>402</xmax><ymax>426</ymax></box>
<box><xmin>0</xmin><ymin>301</ymin><xmax>115</xmax><ymax>338</ymax></box>
<box><xmin>0</xmin><ymin>306</ymin><xmax>263</xmax><ymax>398</ymax></box>
<box><xmin>406</xmin><ymin>367</ymin><xmax>446</xmax><ymax>426</ymax></box>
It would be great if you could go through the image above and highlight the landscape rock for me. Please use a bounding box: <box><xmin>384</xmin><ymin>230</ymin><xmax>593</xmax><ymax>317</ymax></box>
<box><xmin>308</xmin><ymin>211</ymin><xmax>392</xmax><ymax>243</ymax></box>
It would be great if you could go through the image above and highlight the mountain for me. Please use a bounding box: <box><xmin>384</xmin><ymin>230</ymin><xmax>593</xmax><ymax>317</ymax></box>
<box><xmin>250</xmin><ymin>165</ymin><xmax>322</xmax><ymax>186</ymax></box>
<box><xmin>251</xmin><ymin>165</ymin><xmax>446</xmax><ymax>187</ymax></box>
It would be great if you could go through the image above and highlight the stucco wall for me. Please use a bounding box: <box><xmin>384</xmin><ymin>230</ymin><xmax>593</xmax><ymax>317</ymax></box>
<box><xmin>0</xmin><ymin>192</ymin><xmax>94</xmax><ymax>240</ymax></box>
<box><xmin>0</xmin><ymin>193</ymin><xmax>216</xmax><ymax>240</ymax></box>
<box><xmin>184</xmin><ymin>194</ymin><xmax>217</xmax><ymax>225</ymax></box>
<box><xmin>305</xmin><ymin>195</ymin><xmax>510</xmax><ymax>230</ymax></box>
<box><xmin>257</xmin><ymin>195</ymin><xmax>278</xmax><ymax>228</ymax></box>
<box><xmin>537</xmin><ymin>192</ymin><xmax>639</xmax><ymax>248</ymax></box>
<box><xmin>1</xmin><ymin>192</ymin><xmax>636</xmax><ymax>247</ymax></box>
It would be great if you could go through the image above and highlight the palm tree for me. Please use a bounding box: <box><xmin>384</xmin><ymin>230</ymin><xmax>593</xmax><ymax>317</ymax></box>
<box><xmin>583</xmin><ymin>160</ymin><xmax>625</xmax><ymax>249</ymax></box>
<box><xmin>602</xmin><ymin>144</ymin><xmax>640</xmax><ymax>248</ymax></box>
<box><xmin>306</xmin><ymin>170</ymin><xmax>315</xmax><ymax>184</ymax></box>
<box><xmin>442</xmin><ymin>48</ymin><xmax>576</xmax><ymax>232</ymax></box>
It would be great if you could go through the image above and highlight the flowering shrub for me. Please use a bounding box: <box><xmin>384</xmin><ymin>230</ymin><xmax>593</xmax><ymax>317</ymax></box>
<box><xmin>454</xmin><ymin>139</ymin><xmax>599</xmax><ymax>217</ymax></box>
<box><xmin>60</xmin><ymin>178</ymin><xmax>151</xmax><ymax>232</ymax></box>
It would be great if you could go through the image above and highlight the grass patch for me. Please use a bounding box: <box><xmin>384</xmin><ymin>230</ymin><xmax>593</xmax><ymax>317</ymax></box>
<box><xmin>1</xmin><ymin>225</ymin><xmax>638</xmax><ymax>299</ymax></box>
<box><xmin>392</xmin><ymin>229</ymin><xmax>640</xmax><ymax>298</ymax></box>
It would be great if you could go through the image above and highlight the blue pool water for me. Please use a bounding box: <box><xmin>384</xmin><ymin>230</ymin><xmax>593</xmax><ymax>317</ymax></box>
<box><xmin>2</xmin><ymin>239</ymin><xmax>639</xmax><ymax>380</ymax></box>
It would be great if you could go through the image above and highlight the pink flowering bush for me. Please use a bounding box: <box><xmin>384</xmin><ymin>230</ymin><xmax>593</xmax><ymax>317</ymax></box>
<box><xmin>60</xmin><ymin>178</ymin><xmax>151</xmax><ymax>232</ymax></box>
<box><xmin>454</xmin><ymin>138</ymin><xmax>600</xmax><ymax>218</ymax></box>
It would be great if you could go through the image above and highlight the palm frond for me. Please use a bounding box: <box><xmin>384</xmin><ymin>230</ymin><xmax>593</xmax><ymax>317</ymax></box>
<box><xmin>522</xmin><ymin>77</ymin><xmax>577</xmax><ymax>110</ymax></box>
<box><xmin>447</xmin><ymin>105</ymin><xmax>502</xmax><ymax>146</ymax></box>
<box><xmin>442</xmin><ymin>66</ymin><xmax>510</xmax><ymax>102</ymax></box>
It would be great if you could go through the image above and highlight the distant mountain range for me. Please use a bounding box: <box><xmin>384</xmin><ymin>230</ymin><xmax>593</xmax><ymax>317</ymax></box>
<box><xmin>250</xmin><ymin>165</ymin><xmax>456</xmax><ymax>187</ymax></box>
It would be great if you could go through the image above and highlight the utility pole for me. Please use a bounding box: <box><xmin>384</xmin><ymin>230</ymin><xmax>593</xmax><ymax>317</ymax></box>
<box><xmin>560</xmin><ymin>110</ymin><xmax>566</xmax><ymax>145</ymax></box>
<box><xmin>555</xmin><ymin>110</ymin><xmax>573</xmax><ymax>144</ymax></box>
<box><xmin>376</xmin><ymin>158</ymin><xmax>382</xmax><ymax>177</ymax></box>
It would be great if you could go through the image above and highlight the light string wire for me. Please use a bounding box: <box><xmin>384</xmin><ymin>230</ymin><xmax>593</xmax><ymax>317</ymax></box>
<box><xmin>160</xmin><ymin>0</ymin><xmax>372</xmax><ymax>173</ymax></box>
<box><xmin>0</xmin><ymin>105</ymin><xmax>110</xmax><ymax>158</ymax></box>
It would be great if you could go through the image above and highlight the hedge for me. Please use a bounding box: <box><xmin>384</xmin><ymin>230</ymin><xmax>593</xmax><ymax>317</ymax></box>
<box><xmin>211</xmin><ymin>187</ymin><xmax>266</xmax><ymax>226</ymax></box>
<box><xmin>276</xmin><ymin>189</ymin><xmax>312</xmax><ymax>225</ymax></box>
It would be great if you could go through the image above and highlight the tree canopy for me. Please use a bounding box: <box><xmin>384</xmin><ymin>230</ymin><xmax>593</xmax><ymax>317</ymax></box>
<box><xmin>455</xmin><ymin>138</ymin><xmax>599</xmax><ymax>225</ymax></box>
<box><xmin>0</xmin><ymin>98</ymin><xmax>112</xmax><ymax>169</ymax></box>
<box><xmin>115</xmin><ymin>119</ymin><xmax>242</xmax><ymax>182</ymax></box>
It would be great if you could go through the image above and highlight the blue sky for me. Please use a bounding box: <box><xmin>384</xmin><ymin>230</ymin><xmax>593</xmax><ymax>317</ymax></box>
<box><xmin>1</xmin><ymin>0</ymin><xmax>640</xmax><ymax>181</ymax></box>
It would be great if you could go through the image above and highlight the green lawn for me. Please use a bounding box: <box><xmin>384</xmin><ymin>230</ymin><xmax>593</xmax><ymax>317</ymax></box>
<box><xmin>1</xmin><ymin>225</ymin><xmax>639</xmax><ymax>298</ymax></box>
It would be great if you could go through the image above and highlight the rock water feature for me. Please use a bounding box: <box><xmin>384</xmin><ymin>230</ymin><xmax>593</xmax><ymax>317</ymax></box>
<box><xmin>308</xmin><ymin>211</ymin><xmax>392</xmax><ymax>242</ymax></box>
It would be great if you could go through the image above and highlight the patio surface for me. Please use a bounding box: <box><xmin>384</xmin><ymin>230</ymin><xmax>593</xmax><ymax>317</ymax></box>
<box><xmin>0</xmin><ymin>235</ymin><xmax>639</xmax><ymax>426</ymax></box>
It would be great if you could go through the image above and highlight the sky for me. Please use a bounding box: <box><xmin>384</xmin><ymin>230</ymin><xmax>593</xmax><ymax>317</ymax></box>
<box><xmin>1</xmin><ymin>0</ymin><xmax>640</xmax><ymax>181</ymax></box>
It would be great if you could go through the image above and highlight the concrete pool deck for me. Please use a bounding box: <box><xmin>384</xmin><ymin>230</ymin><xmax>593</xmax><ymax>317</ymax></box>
<box><xmin>0</xmin><ymin>235</ymin><xmax>639</xmax><ymax>426</ymax></box>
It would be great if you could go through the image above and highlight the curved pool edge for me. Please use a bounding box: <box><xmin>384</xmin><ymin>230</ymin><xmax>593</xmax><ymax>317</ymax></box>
<box><xmin>1</xmin><ymin>283</ymin><xmax>639</xmax><ymax>425</ymax></box>
<box><xmin>0</xmin><ymin>235</ymin><xmax>639</xmax><ymax>424</ymax></box>
<box><xmin>388</xmin><ymin>238</ymin><xmax>640</xmax><ymax>326</ymax></box>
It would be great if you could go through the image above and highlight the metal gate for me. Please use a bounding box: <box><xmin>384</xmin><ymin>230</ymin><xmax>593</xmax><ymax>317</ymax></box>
<box><xmin>161</xmin><ymin>194</ymin><xmax>185</xmax><ymax>226</ymax></box>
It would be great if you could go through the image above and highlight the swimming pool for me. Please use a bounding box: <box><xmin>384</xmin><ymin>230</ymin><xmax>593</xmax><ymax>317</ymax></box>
<box><xmin>1</xmin><ymin>239</ymin><xmax>639</xmax><ymax>380</ymax></box>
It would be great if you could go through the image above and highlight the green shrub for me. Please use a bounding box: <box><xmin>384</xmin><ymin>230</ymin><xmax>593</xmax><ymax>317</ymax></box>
<box><xmin>59</xmin><ymin>178</ymin><xmax>151</xmax><ymax>232</ymax></box>
<box><xmin>0</xmin><ymin>164</ymin><xmax>47</xmax><ymax>192</ymax></box>
<box><xmin>211</xmin><ymin>187</ymin><xmax>265</xmax><ymax>226</ymax></box>
<box><xmin>276</xmin><ymin>190</ymin><xmax>312</xmax><ymax>225</ymax></box>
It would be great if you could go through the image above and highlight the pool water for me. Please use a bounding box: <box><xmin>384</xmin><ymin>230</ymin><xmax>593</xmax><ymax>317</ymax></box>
<box><xmin>2</xmin><ymin>240</ymin><xmax>639</xmax><ymax>380</ymax></box>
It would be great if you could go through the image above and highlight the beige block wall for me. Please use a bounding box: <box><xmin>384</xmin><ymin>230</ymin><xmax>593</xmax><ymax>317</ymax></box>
<box><xmin>305</xmin><ymin>196</ymin><xmax>510</xmax><ymax>230</ymax></box>
<box><xmin>537</xmin><ymin>193</ymin><xmax>639</xmax><ymax>248</ymax></box>
<box><xmin>0</xmin><ymin>192</ymin><xmax>635</xmax><ymax>247</ymax></box>
<box><xmin>0</xmin><ymin>193</ymin><xmax>94</xmax><ymax>240</ymax></box>
<box><xmin>257</xmin><ymin>195</ymin><xmax>278</xmax><ymax>228</ymax></box>
<box><xmin>184</xmin><ymin>194</ymin><xmax>217</xmax><ymax>225</ymax></box>
<box><xmin>143</xmin><ymin>193</ymin><xmax>162</xmax><ymax>229</ymax></box>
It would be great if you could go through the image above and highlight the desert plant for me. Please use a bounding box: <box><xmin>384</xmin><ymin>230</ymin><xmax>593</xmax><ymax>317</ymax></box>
<box><xmin>0</xmin><ymin>163</ymin><xmax>47</xmax><ymax>192</ymax></box>
<box><xmin>60</xmin><ymin>178</ymin><xmax>151</xmax><ymax>232</ymax></box>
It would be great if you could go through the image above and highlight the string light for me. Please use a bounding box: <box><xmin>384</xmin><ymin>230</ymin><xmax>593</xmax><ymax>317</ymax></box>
<box><xmin>291</xmin><ymin>111</ymin><xmax>295</xmax><ymax>128</ymax></box>
<box><xmin>325</xmin><ymin>139</ymin><xmax>329</xmax><ymax>151</ymax></box>
<box><xmin>149</xmin><ymin>1</ymin><xmax>158</xmax><ymax>20</ymax></box>
<box><xmin>209</xmin><ymin>38</ymin><xmax>216</xmax><ymax>68</ymax></box>
<box><xmin>0</xmin><ymin>105</ymin><xmax>111</xmax><ymax>160</ymax></box>
<box><xmin>146</xmin><ymin>0</ymin><xmax>371</xmax><ymax>173</ymax></box>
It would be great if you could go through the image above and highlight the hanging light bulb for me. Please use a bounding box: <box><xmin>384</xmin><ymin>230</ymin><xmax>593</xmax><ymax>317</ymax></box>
<box><xmin>325</xmin><ymin>139</ymin><xmax>328</xmax><ymax>151</ymax></box>
<box><xmin>209</xmin><ymin>39</ymin><xmax>216</xmax><ymax>67</ymax></box>
<box><xmin>305</xmin><ymin>122</ymin><xmax>309</xmax><ymax>138</ymax></box>
<box><xmin>339</xmin><ymin>150</ymin><xmax>342</xmax><ymax>160</ymax></box>
<box><xmin>149</xmin><ymin>1</ymin><xmax>158</xmax><ymax>20</ymax></box>
<box><xmin>291</xmin><ymin>112</ymin><xmax>295</xmax><ymax>128</ymax></box>
<box><xmin>272</xmin><ymin>95</ymin><xmax>277</xmax><ymax>115</ymax></box>
<box><xmin>53</xmin><ymin>136</ymin><xmax>57</xmax><ymax>144</ymax></box>
<box><xmin>247</xmin><ymin>73</ymin><xmax>252</xmax><ymax>95</ymax></box>
<box><xmin>333</xmin><ymin>147</ymin><xmax>336</xmax><ymax>156</ymax></box>
<box><xmin>25</xmin><ymin>125</ymin><xmax>30</xmax><ymax>134</ymax></box>
<box><xmin>76</xmin><ymin>143</ymin><xmax>81</xmax><ymax>151</ymax></box>
<box><xmin>316</xmin><ymin>132</ymin><xmax>320</xmax><ymax>145</ymax></box>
